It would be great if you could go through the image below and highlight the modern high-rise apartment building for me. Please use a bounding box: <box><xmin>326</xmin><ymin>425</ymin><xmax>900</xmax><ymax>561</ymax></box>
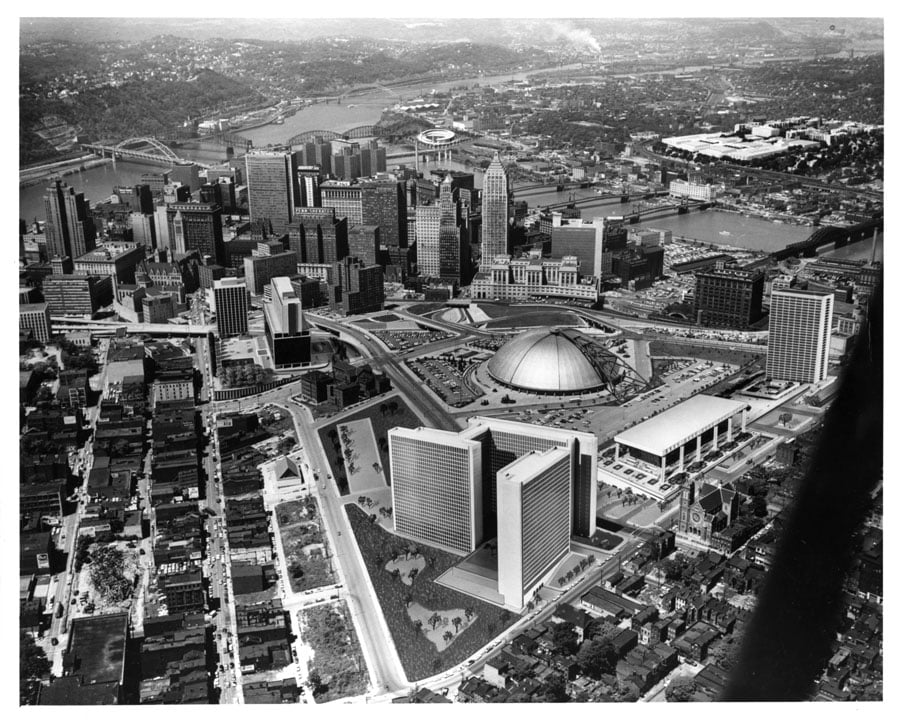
<box><xmin>497</xmin><ymin>447</ymin><xmax>572</xmax><ymax>611</ymax></box>
<box><xmin>694</xmin><ymin>265</ymin><xmax>764</xmax><ymax>329</ymax></box>
<box><xmin>43</xmin><ymin>180</ymin><xmax>97</xmax><ymax>261</ymax></box>
<box><xmin>389</xmin><ymin>428</ymin><xmax>484</xmax><ymax>555</ymax></box>
<box><xmin>320</xmin><ymin>181</ymin><xmax>363</xmax><ymax>226</ymax></box>
<box><xmin>246</xmin><ymin>151</ymin><xmax>299</xmax><ymax>235</ymax></box>
<box><xmin>389</xmin><ymin>417</ymin><xmax>597</xmax><ymax>610</ymax></box>
<box><xmin>263</xmin><ymin>276</ymin><xmax>310</xmax><ymax>369</ymax></box>
<box><xmin>19</xmin><ymin>302</ymin><xmax>53</xmax><ymax>343</ymax></box>
<box><xmin>361</xmin><ymin>179</ymin><xmax>408</xmax><ymax>268</ymax></box>
<box><xmin>288</xmin><ymin>208</ymin><xmax>349</xmax><ymax>264</ymax></box>
<box><xmin>481</xmin><ymin>152</ymin><xmax>509</xmax><ymax>262</ymax></box>
<box><xmin>166</xmin><ymin>202</ymin><xmax>225</xmax><ymax>265</ymax></box>
<box><xmin>766</xmin><ymin>288</ymin><xmax>834</xmax><ymax>383</ymax></box>
<box><xmin>212</xmin><ymin>278</ymin><xmax>249</xmax><ymax>337</ymax></box>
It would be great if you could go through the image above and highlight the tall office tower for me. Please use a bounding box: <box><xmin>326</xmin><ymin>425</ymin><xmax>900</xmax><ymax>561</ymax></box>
<box><xmin>332</xmin><ymin>152</ymin><xmax>361</xmax><ymax>181</ymax></box>
<box><xmin>437</xmin><ymin>175</ymin><xmax>465</xmax><ymax>282</ymax></box>
<box><xmin>330</xmin><ymin>257</ymin><xmax>385</xmax><ymax>315</ymax></box>
<box><xmin>497</xmin><ymin>447</ymin><xmax>572</xmax><ymax>611</ymax></box>
<box><xmin>263</xmin><ymin>276</ymin><xmax>311</xmax><ymax>369</ymax></box>
<box><xmin>244</xmin><ymin>249</ymin><xmax>299</xmax><ymax>295</ymax></box>
<box><xmin>246</xmin><ymin>150</ymin><xmax>299</xmax><ymax>234</ymax></box>
<box><xmin>131</xmin><ymin>184</ymin><xmax>155</xmax><ymax>215</ymax></box>
<box><xmin>43</xmin><ymin>180</ymin><xmax>97</xmax><ymax>261</ymax></box>
<box><xmin>348</xmin><ymin>225</ymin><xmax>381</xmax><ymax>267</ymax></box>
<box><xmin>166</xmin><ymin>202</ymin><xmax>225</xmax><ymax>265</ymax></box>
<box><xmin>299</xmin><ymin>140</ymin><xmax>332</xmax><ymax>176</ymax></box>
<box><xmin>550</xmin><ymin>218</ymin><xmax>604</xmax><ymax>277</ymax></box>
<box><xmin>154</xmin><ymin>204</ymin><xmax>171</xmax><ymax>250</ymax></box>
<box><xmin>19</xmin><ymin>302</ymin><xmax>53</xmax><ymax>343</ymax></box>
<box><xmin>694</xmin><ymin>266</ymin><xmax>764</xmax><ymax>329</ymax></box>
<box><xmin>130</xmin><ymin>212</ymin><xmax>157</xmax><ymax>249</ymax></box>
<box><xmin>296</xmin><ymin>166</ymin><xmax>321</xmax><ymax>207</ymax></box>
<box><xmin>766</xmin><ymin>288</ymin><xmax>834</xmax><ymax>383</ymax></box>
<box><xmin>212</xmin><ymin>278</ymin><xmax>249</xmax><ymax>337</ymax></box>
<box><xmin>320</xmin><ymin>181</ymin><xmax>363</xmax><ymax>226</ymax></box>
<box><xmin>462</xmin><ymin>417</ymin><xmax>597</xmax><ymax>540</ymax></box>
<box><xmin>361</xmin><ymin>179</ymin><xmax>408</xmax><ymax>268</ymax></box>
<box><xmin>415</xmin><ymin>203</ymin><xmax>441</xmax><ymax>277</ymax></box>
<box><xmin>198</xmin><ymin>182</ymin><xmax>223</xmax><ymax>207</ymax></box>
<box><xmin>288</xmin><ymin>208</ymin><xmax>349</xmax><ymax>264</ymax></box>
<box><xmin>389</xmin><ymin>428</ymin><xmax>483</xmax><ymax>555</ymax></box>
<box><xmin>360</xmin><ymin>141</ymin><xmax>387</xmax><ymax>177</ymax></box>
<box><xmin>169</xmin><ymin>161</ymin><xmax>201</xmax><ymax>191</ymax></box>
<box><xmin>481</xmin><ymin>152</ymin><xmax>510</xmax><ymax>262</ymax></box>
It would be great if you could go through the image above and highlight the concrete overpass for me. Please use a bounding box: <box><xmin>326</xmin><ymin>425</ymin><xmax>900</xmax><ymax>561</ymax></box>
<box><xmin>51</xmin><ymin>317</ymin><xmax>214</xmax><ymax>337</ymax></box>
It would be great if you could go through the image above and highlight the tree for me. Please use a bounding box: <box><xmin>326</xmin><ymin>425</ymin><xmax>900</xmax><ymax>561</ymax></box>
<box><xmin>577</xmin><ymin>638</ymin><xmax>617</xmax><ymax>679</ymax></box>
<box><xmin>464</xmin><ymin>607</ymin><xmax>474</xmax><ymax>621</ymax></box>
<box><xmin>429</xmin><ymin>612</ymin><xmax>442</xmax><ymax>630</ymax></box>
<box><xmin>452</xmin><ymin>616</ymin><xmax>463</xmax><ymax>633</ymax></box>
<box><xmin>443</xmin><ymin>630</ymin><xmax>453</xmax><ymax>644</ymax></box>
<box><xmin>89</xmin><ymin>545</ymin><xmax>132</xmax><ymax>603</ymax></box>
<box><xmin>405</xmin><ymin>593</ymin><xmax>413</xmax><ymax>608</ymax></box>
<box><xmin>665</xmin><ymin>675</ymin><xmax>698</xmax><ymax>702</ymax></box>
<box><xmin>558</xmin><ymin>577</ymin><xmax>566</xmax><ymax>587</ymax></box>
<box><xmin>20</xmin><ymin>632</ymin><xmax>50</xmax><ymax>705</ymax></box>
<box><xmin>413</xmin><ymin>619</ymin><xmax>423</xmax><ymax>635</ymax></box>
<box><xmin>308</xmin><ymin>669</ymin><xmax>323</xmax><ymax>693</ymax></box>
<box><xmin>407</xmin><ymin>568</ymin><xmax>419</xmax><ymax>584</ymax></box>
<box><xmin>778</xmin><ymin>411</ymin><xmax>793</xmax><ymax>427</ymax></box>
<box><xmin>550</xmin><ymin>622</ymin><xmax>580</xmax><ymax>656</ymax></box>
<box><xmin>542</xmin><ymin>672</ymin><xmax>569</xmax><ymax>703</ymax></box>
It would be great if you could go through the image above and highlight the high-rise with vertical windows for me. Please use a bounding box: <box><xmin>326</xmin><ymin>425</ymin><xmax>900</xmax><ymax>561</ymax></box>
<box><xmin>497</xmin><ymin>447</ymin><xmax>571</xmax><ymax>611</ymax></box>
<box><xmin>213</xmin><ymin>278</ymin><xmax>249</xmax><ymax>337</ymax></box>
<box><xmin>361</xmin><ymin>179</ymin><xmax>407</xmax><ymax>269</ymax></box>
<box><xmin>166</xmin><ymin>202</ymin><xmax>225</xmax><ymax>265</ymax></box>
<box><xmin>320</xmin><ymin>181</ymin><xmax>363</xmax><ymax>227</ymax></box>
<box><xmin>288</xmin><ymin>208</ymin><xmax>348</xmax><ymax>264</ymax></box>
<box><xmin>481</xmin><ymin>152</ymin><xmax>509</xmax><ymax>263</ymax></box>
<box><xmin>389</xmin><ymin>428</ymin><xmax>483</xmax><ymax>555</ymax></box>
<box><xmin>246</xmin><ymin>151</ymin><xmax>299</xmax><ymax>235</ymax></box>
<box><xmin>19</xmin><ymin>302</ymin><xmax>53</xmax><ymax>343</ymax></box>
<box><xmin>415</xmin><ymin>204</ymin><xmax>441</xmax><ymax>277</ymax></box>
<box><xmin>43</xmin><ymin>180</ymin><xmax>97</xmax><ymax>261</ymax></box>
<box><xmin>766</xmin><ymin>288</ymin><xmax>833</xmax><ymax>383</ymax></box>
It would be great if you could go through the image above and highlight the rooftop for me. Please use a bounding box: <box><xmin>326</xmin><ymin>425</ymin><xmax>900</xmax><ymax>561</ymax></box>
<box><xmin>614</xmin><ymin>394</ymin><xmax>747</xmax><ymax>457</ymax></box>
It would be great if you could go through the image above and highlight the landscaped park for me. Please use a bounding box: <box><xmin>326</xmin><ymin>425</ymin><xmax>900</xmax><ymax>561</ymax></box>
<box><xmin>318</xmin><ymin>394</ymin><xmax>425</xmax><ymax>496</ymax></box>
<box><xmin>345</xmin><ymin>504</ymin><xmax>518</xmax><ymax>680</ymax></box>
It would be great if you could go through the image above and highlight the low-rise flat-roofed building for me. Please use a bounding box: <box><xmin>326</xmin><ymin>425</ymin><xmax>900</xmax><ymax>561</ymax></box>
<box><xmin>244</xmin><ymin>247</ymin><xmax>299</xmax><ymax>295</ymax></box>
<box><xmin>607</xmin><ymin>395</ymin><xmax>747</xmax><ymax>489</ymax></box>
<box><xmin>74</xmin><ymin>243</ymin><xmax>145</xmax><ymax>292</ymax></box>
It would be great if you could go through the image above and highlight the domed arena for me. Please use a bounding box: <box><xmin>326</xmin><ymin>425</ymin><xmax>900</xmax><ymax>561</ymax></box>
<box><xmin>486</xmin><ymin>327</ymin><xmax>624</xmax><ymax>394</ymax></box>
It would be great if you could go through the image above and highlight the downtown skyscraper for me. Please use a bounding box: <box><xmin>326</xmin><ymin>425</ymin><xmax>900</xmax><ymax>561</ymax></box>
<box><xmin>43</xmin><ymin>179</ymin><xmax>97</xmax><ymax>261</ymax></box>
<box><xmin>246</xmin><ymin>151</ymin><xmax>299</xmax><ymax>235</ymax></box>
<box><xmin>481</xmin><ymin>152</ymin><xmax>510</xmax><ymax>263</ymax></box>
<box><xmin>766</xmin><ymin>288</ymin><xmax>834</xmax><ymax>383</ymax></box>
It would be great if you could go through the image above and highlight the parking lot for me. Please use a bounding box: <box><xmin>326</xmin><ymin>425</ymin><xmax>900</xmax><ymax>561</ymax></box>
<box><xmin>370</xmin><ymin>328</ymin><xmax>454</xmax><ymax>351</ymax></box>
<box><xmin>407</xmin><ymin>355</ymin><xmax>482</xmax><ymax>407</ymax></box>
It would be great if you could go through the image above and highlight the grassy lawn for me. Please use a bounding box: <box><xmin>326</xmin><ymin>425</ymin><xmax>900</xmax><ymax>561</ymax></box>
<box><xmin>301</xmin><ymin>600</ymin><xmax>369</xmax><ymax>703</ymax></box>
<box><xmin>483</xmin><ymin>310</ymin><xmax>584</xmax><ymax>329</ymax></box>
<box><xmin>318</xmin><ymin>395</ymin><xmax>426</xmax><ymax>496</ymax></box>
<box><xmin>345</xmin><ymin>504</ymin><xmax>518</xmax><ymax>682</ymax></box>
<box><xmin>648</xmin><ymin>339</ymin><xmax>763</xmax><ymax>367</ymax></box>
<box><xmin>275</xmin><ymin>499</ymin><xmax>337</xmax><ymax>593</ymax></box>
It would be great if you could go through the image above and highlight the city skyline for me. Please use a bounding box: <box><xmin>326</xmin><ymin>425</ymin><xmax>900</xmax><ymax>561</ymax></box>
<box><xmin>16</xmin><ymin>15</ymin><xmax>883</xmax><ymax>707</ymax></box>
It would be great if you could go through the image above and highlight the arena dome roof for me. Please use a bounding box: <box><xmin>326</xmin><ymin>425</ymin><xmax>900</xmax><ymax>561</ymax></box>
<box><xmin>486</xmin><ymin>328</ymin><xmax>622</xmax><ymax>394</ymax></box>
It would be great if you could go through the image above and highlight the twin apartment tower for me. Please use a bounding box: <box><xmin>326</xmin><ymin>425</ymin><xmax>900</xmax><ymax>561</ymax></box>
<box><xmin>388</xmin><ymin>417</ymin><xmax>598</xmax><ymax>611</ymax></box>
